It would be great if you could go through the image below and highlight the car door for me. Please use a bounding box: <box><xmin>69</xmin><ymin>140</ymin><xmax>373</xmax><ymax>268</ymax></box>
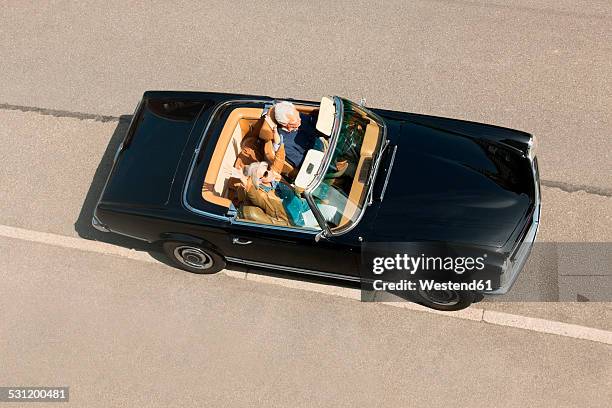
<box><xmin>221</xmin><ymin>220</ymin><xmax>361</xmax><ymax>280</ymax></box>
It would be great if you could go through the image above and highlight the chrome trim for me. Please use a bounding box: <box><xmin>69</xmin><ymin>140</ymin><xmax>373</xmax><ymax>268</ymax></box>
<box><xmin>226</xmin><ymin>257</ymin><xmax>361</xmax><ymax>282</ymax></box>
<box><xmin>232</xmin><ymin>237</ymin><xmax>253</xmax><ymax>245</ymax></box>
<box><xmin>367</xmin><ymin>139</ymin><xmax>390</xmax><ymax>206</ymax></box>
<box><xmin>113</xmin><ymin>141</ymin><xmax>123</xmax><ymax>162</ymax></box>
<box><xmin>485</xmin><ymin>156</ymin><xmax>541</xmax><ymax>295</ymax></box>
<box><xmin>90</xmin><ymin>219</ymin><xmax>151</xmax><ymax>242</ymax></box>
<box><xmin>379</xmin><ymin>145</ymin><xmax>397</xmax><ymax>201</ymax></box>
<box><xmin>91</xmin><ymin>214</ymin><xmax>110</xmax><ymax>232</ymax></box>
<box><xmin>174</xmin><ymin>245</ymin><xmax>213</xmax><ymax>269</ymax></box>
<box><xmin>230</xmin><ymin>219</ymin><xmax>319</xmax><ymax>235</ymax></box>
<box><xmin>107</xmin><ymin>228</ymin><xmax>151</xmax><ymax>243</ymax></box>
<box><xmin>526</xmin><ymin>134</ymin><xmax>537</xmax><ymax>161</ymax></box>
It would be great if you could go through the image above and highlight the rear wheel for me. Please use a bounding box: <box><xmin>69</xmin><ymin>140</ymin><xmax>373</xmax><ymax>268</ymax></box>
<box><xmin>162</xmin><ymin>241</ymin><xmax>226</xmax><ymax>274</ymax></box>
<box><xmin>414</xmin><ymin>287</ymin><xmax>476</xmax><ymax>311</ymax></box>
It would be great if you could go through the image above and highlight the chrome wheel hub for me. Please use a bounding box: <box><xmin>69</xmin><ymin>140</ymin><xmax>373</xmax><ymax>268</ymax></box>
<box><xmin>173</xmin><ymin>246</ymin><xmax>213</xmax><ymax>270</ymax></box>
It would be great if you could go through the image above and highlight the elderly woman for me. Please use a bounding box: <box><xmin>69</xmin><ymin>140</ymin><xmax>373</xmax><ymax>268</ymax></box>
<box><xmin>239</xmin><ymin>158</ymin><xmax>338</xmax><ymax>229</ymax></box>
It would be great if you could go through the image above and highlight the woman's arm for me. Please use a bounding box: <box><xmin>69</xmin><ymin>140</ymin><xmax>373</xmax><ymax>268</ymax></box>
<box><xmin>260</xmin><ymin>114</ymin><xmax>280</xmax><ymax>162</ymax></box>
<box><xmin>263</xmin><ymin>140</ymin><xmax>276</xmax><ymax>163</ymax></box>
<box><xmin>270</xmin><ymin>144</ymin><xmax>286</xmax><ymax>176</ymax></box>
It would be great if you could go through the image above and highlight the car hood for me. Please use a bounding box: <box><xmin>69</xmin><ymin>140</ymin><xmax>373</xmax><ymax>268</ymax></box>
<box><xmin>366</xmin><ymin>118</ymin><xmax>535</xmax><ymax>248</ymax></box>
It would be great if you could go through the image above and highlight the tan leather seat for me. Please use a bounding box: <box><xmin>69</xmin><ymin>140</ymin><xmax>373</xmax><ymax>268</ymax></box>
<box><xmin>202</xmin><ymin>107</ymin><xmax>263</xmax><ymax>208</ymax></box>
<box><xmin>240</xmin><ymin>205</ymin><xmax>276</xmax><ymax>225</ymax></box>
<box><xmin>202</xmin><ymin>104</ymin><xmax>321</xmax><ymax>213</ymax></box>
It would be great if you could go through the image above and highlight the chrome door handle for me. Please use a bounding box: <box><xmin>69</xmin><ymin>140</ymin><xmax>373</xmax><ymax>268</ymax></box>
<box><xmin>232</xmin><ymin>237</ymin><xmax>253</xmax><ymax>245</ymax></box>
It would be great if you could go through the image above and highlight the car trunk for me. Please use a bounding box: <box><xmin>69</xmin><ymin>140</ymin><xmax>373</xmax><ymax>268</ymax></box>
<box><xmin>100</xmin><ymin>98</ymin><xmax>207</xmax><ymax>207</ymax></box>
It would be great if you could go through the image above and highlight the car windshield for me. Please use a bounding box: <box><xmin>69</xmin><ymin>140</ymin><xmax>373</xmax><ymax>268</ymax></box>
<box><xmin>307</xmin><ymin>98</ymin><xmax>385</xmax><ymax>234</ymax></box>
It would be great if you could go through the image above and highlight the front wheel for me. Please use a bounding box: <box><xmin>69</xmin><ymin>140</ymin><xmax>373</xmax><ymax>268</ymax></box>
<box><xmin>414</xmin><ymin>287</ymin><xmax>477</xmax><ymax>311</ymax></box>
<box><xmin>162</xmin><ymin>242</ymin><xmax>226</xmax><ymax>274</ymax></box>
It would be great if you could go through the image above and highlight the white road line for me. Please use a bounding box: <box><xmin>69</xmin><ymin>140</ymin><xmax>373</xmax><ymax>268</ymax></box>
<box><xmin>483</xmin><ymin>311</ymin><xmax>612</xmax><ymax>345</ymax></box>
<box><xmin>1</xmin><ymin>223</ymin><xmax>610</xmax><ymax>345</ymax></box>
<box><xmin>0</xmin><ymin>224</ymin><xmax>157</xmax><ymax>264</ymax></box>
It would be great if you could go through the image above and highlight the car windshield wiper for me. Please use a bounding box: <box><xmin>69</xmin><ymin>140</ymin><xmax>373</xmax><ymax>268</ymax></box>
<box><xmin>366</xmin><ymin>139</ymin><xmax>390</xmax><ymax>205</ymax></box>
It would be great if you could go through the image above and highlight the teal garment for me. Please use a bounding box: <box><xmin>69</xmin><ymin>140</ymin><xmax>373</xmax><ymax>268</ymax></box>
<box><xmin>260</xmin><ymin>180</ymin><xmax>279</xmax><ymax>193</ymax></box>
<box><xmin>275</xmin><ymin>182</ymin><xmax>308</xmax><ymax>227</ymax></box>
<box><xmin>257</xmin><ymin>181</ymin><xmax>308</xmax><ymax>227</ymax></box>
<box><xmin>312</xmin><ymin>182</ymin><xmax>330</xmax><ymax>201</ymax></box>
<box><xmin>312</xmin><ymin>182</ymin><xmax>347</xmax><ymax>210</ymax></box>
<box><xmin>257</xmin><ymin>177</ymin><xmax>344</xmax><ymax>228</ymax></box>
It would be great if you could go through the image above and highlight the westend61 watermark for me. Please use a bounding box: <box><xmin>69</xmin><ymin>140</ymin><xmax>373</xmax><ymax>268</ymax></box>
<box><xmin>361</xmin><ymin>242</ymin><xmax>500</xmax><ymax>302</ymax></box>
<box><xmin>361</xmin><ymin>242</ymin><xmax>612</xmax><ymax>302</ymax></box>
<box><xmin>370</xmin><ymin>253</ymin><xmax>493</xmax><ymax>292</ymax></box>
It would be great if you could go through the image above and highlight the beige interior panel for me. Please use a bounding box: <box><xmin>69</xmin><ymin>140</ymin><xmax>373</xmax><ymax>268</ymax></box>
<box><xmin>214</xmin><ymin>122</ymin><xmax>242</xmax><ymax>196</ymax></box>
<box><xmin>296</xmin><ymin>105</ymin><xmax>318</xmax><ymax>114</ymax></box>
<box><xmin>202</xmin><ymin>107</ymin><xmax>263</xmax><ymax>208</ymax></box>
<box><xmin>338</xmin><ymin>121</ymin><xmax>381</xmax><ymax>227</ymax></box>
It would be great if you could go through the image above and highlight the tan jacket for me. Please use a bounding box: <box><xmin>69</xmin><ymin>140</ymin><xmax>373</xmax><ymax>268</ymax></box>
<box><xmin>244</xmin><ymin>182</ymin><xmax>290</xmax><ymax>226</ymax></box>
<box><xmin>230</xmin><ymin>112</ymin><xmax>287</xmax><ymax>205</ymax></box>
<box><xmin>243</xmin><ymin>144</ymin><xmax>292</xmax><ymax>226</ymax></box>
<box><xmin>258</xmin><ymin>107</ymin><xmax>295</xmax><ymax>176</ymax></box>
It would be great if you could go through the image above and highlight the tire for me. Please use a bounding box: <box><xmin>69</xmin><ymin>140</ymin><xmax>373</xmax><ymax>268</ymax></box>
<box><xmin>162</xmin><ymin>241</ymin><xmax>226</xmax><ymax>274</ymax></box>
<box><xmin>413</xmin><ymin>287</ymin><xmax>476</xmax><ymax>311</ymax></box>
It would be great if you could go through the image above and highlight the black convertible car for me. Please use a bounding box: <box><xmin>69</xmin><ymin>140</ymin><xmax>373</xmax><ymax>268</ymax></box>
<box><xmin>93</xmin><ymin>91</ymin><xmax>540</xmax><ymax>310</ymax></box>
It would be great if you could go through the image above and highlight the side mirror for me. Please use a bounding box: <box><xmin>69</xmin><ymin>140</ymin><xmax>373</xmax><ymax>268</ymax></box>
<box><xmin>315</xmin><ymin>230</ymin><xmax>329</xmax><ymax>242</ymax></box>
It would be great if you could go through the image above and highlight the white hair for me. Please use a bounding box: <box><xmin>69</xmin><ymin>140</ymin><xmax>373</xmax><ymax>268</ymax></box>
<box><xmin>244</xmin><ymin>161</ymin><xmax>268</xmax><ymax>189</ymax></box>
<box><xmin>274</xmin><ymin>101</ymin><xmax>298</xmax><ymax>125</ymax></box>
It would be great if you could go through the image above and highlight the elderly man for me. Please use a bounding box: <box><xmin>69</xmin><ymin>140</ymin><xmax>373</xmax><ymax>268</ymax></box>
<box><xmin>259</xmin><ymin>101</ymin><xmax>323</xmax><ymax>173</ymax></box>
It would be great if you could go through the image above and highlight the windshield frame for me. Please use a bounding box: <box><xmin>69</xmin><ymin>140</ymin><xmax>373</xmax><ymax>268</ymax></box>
<box><xmin>304</xmin><ymin>97</ymin><xmax>388</xmax><ymax>236</ymax></box>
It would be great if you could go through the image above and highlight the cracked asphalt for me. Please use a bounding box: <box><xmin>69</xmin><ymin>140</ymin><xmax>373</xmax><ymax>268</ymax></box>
<box><xmin>1</xmin><ymin>0</ymin><xmax>611</xmax><ymax>194</ymax></box>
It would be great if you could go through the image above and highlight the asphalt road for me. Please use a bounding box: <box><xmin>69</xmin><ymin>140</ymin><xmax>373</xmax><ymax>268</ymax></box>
<box><xmin>1</xmin><ymin>0</ymin><xmax>611</xmax><ymax>193</ymax></box>
<box><xmin>1</xmin><ymin>237</ymin><xmax>611</xmax><ymax>407</ymax></box>
<box><xmin>0</xmin><ymin>1</ymin><xmax>611</xmax><ymax>406</ymax></box>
